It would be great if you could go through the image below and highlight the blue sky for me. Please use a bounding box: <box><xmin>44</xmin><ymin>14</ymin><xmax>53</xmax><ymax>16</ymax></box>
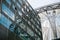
<box><xmin>27</xmin><ymin>0</ymin><xmax>60</xmax><ymax>9</ymax></box>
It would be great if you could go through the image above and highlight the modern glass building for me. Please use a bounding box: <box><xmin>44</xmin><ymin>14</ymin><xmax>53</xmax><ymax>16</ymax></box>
<box><xmin>0</xmin><ymin>0</ymin><xmax>43</xmax><ymax>40</ymax></box>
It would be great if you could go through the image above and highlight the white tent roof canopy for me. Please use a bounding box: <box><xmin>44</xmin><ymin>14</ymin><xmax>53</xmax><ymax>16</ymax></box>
<box><xmin>27</xmin><ymin>0</ymin><xmax>60</xmax><ymax>9</ymax></box>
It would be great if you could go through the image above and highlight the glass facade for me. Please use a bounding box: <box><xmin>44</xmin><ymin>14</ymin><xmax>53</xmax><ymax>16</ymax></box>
<box><xmin>0</xmin><ymin>0</ymin><xmax>43</xmax><ymax>40</ymax></box>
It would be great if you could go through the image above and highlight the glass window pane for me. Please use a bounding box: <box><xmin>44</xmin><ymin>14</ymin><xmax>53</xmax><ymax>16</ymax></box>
<box><xmin>12</xmin><ymin>4</ymin><xmax>15</xmax><ymax>10</ymax></box>
<box><xmin>18</xmin><ymin>11</ymin><xmax>22</xmax><ymax>16</ymax></box>
<box><xmin>12</xmin><ymin>0</ymin><xmax>16</xmax><ymax>3</ymax></box>
<box><xmin>6</xmin><ymin>0</ymin><xmax>11</xmax><ymax>5</ymax></box>
<box><xmin>0</xmin><ymin>13</ymin><xmax>1</xmax><ymax>19</ymax></box>
<box><xmin>16</xmin><ymin>2</ymin><xmax>21</xmax><ymax>8</ymax></box>
<box><xmin>18</xmin><ymin>0</ymin><xmax>22</xmax><ymax>4</ymax></box>
<box><xmin>0</xmin><ymin>14</ymin><xmax>12</xmax><ymax>29</ymax></box>
<box><xmin>27</xmin><ymin>27</ymin><xmax>34</xmax><ymax>36</ymax></box>
<box><xmin>20</xmin><ymin>23</ymin><xmax>26</xmax><ymax>30</ymax></box>
<box><xmin>2</xmin><ymin>4</ymin><xmax>15</xmax><ymax>20</ymax></box>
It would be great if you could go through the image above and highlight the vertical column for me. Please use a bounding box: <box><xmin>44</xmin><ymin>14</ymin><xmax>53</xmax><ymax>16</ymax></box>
<box><xmin>46</xmin><ymin>10</ymin><xmax>57</xmax><ymax>39</ymax></box>
<box><xmin>51</xmin><ymin>10</ymin><xmax>57</xmax><ymax>39</ymax></box>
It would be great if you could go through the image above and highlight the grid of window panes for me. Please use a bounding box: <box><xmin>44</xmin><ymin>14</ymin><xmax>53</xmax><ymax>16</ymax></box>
<box><xmin>0</xmin><ymin>0</ymin><xmax>43</xmax><ymax>40</ymax></box>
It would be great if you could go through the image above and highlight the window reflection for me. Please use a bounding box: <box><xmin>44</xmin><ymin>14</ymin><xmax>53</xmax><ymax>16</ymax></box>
<box><xmin>27</xmin><ymin>27</ymin><xmax>34</xmax><ymax>36</ymax></box>
<box><xmin>0</xmin><ymin>14</ymin><xmax>12</xmax><ymax>29</ymax></box>
<box><xmin>2</xmin><ymin>4</ymin><xmax>15</xmax><ymax>21</ymax></box>
<box><xmin>0</xmin><ymin>13</ymin><xmax>1</xmax><ymax>19</ymax></box>
<box><xmin>6</xmin><ymin>0</ymin><xmax>11</xmax><ymax>5</ymax></box>
<box><xmin>16</xmin><ymin>2</ymin><xmax>21</xmax><ymax>8</ymax></box>
<box><xmin>18</xmin><ymin>11</ymin><xmax>22</xmax><ymax>16</ymax></box>
<box><xmin>20</xmin><ymin>23</ymin><xmax>26</xmax><ymax>30</ymax></box>
<box><xmin>12</xmin><ymin>0</ymin><xmax>16</xmax><ymax>3</ymax></box>
<box><xmin>12</xmin><ymin>4</ymin><xmax>15</xmax><ymax>10</ymax></box>
<box><xmin>18</xmin><ymin>0</ymin><xmax>23</xmax><ymax>5</ymax></box>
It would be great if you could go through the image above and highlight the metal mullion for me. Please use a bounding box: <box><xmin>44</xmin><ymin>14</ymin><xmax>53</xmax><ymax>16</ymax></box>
<box><xmin>21</xmin><ymin>15</ymin><xmax>41</xmax><ymax>37</ymax></box>
<box><xmin>14</xmin><ymin>11</ymin><xmax>41</xmax><ymax>37</ymax></box>
<box><xmin>33</xmin><ymin>18</ymin><xmax>41</xmax><ymax>29</ymax></box>
<box><xmin>19</xmin><ymin>4</ymin><xmax>41</xmax><ymax>35</ymax></box>
<box><xmin>2</xmin><ymin>11</ymin><xmax>14</xmax><ymax>23</ymax></box>
<box><xmin>23</xmin><ymin>0</ymin><xmax>41</xmax><ymax>26</ymax></box>
<box><xmin>19</xmin><ymin>0</ymin><xmax>42</xmax><ymax>30</ymax></box>
<box><xmin>29</xmin><ymin>20</ymin><xmax>41</xmax><ymax>35</ymax></box>
<box><xmin>16</xmin><ymin>1</ymin><xmax>41</xmax><ymax>37</ymax></box>
<box><xmin>11</xmin><ymin>0</ymin><xmax>40</xmax><ymax>37</ymax></box>
<box><xmin>10</xmin><ymin>0</ymin><xmax>14</xmax><ymax>11</ymax></box>
<box><xmin>2</xmin><ymin>0</ymin><xmax>33</xmax><ymax>38</ymax></box>
<box><xmin>20</xmin><ymin>8</ymin><xmax>41</xmax><ymax>35</ymax></box>
<box><xmin>11</xmin><ymin>1</ymin><xmax>35</xmax><ymax>40</ymax></box>
<box><xmin>8</xmin><ymin>0</ymin><xmax>35</xmax><ymax>39</ymax></box>
<box><xmin>22</xmin><ymin>18</ymin><xmax>41</xmax><ymax>37</ymax></box>
<box><xmin>2</xmin><ymin>11</ymin><xmax>35</xmax><ymax>40</ymax></box>
<box><xmin>3</xmin><ymin>0</ymin><xmax>15</xmax><ymax>15</ymax></box>
<box><xmin>22</xmin><ymin>15</ymin><xmax>40</xmax><ymax>34</ymax></box>
<box><xmin>3</xmin><ymin>0</ymin><xmax>41</xmax><ymax>37</ymax></box>
<box><xmin>2</xmin><ymin>0</ymin><xmax>34</xmax><ymax>39</ymax></box>
<box><xmin>13</xmin><ymin>7</ymin><xmax>40</xmax><ymax>37</ymax></box>
<box><xmin>3</xmin><ymin>0</ymin><xmax>22</xmax><ymax>20</ymax></box>
<box><xmin>24</xmin><ymin>16</ymin><xmax>41</xmax><ymax>34</ymax></box>
<box><xmin>24</xmin><ymin>0</ymin><xmax>41</xmax><ymax>20</ymax></box>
